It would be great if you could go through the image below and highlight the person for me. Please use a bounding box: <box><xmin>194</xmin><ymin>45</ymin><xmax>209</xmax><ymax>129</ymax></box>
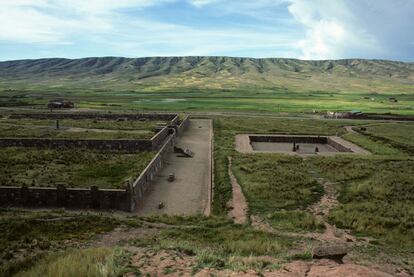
<box><xmin>292</xmin><ymin>142</ymin><xmax>296</xmax><ymax>152</ymax></box>
<box><xmin>296</xmin><ymin>144</ymin><xmax>300</xmax><ymax>151</ymax></box>
<box><xmin>315</xmin><ymin>146</ymin><xmax>319</xmax><ymax>154</ymax></box>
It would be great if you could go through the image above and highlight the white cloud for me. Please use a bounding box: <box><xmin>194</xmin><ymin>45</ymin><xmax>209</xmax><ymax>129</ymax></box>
<box><xmin>188</xmin><ymin>0</ymin><xmax>220</xmax><ymax>8</ymax></box>
<box><xmin>288</xmin><ymin>0</ymin><xmax>381</xmax><ymax>60</ymax></box>
<box><xmin>0</xmin><ymin>0</ymin><xmax>169</xmax><ymax>43</ymax></box>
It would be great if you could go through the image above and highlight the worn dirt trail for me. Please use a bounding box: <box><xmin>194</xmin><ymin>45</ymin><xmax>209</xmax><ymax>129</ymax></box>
<box><xmin>227</xmin><ymin>156</ymin><xmax>248</xmax><ymax>224</ymax></box>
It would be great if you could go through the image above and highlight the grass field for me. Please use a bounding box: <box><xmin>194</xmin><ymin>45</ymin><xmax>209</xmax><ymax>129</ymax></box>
<box><xmin>0</xmin><ymin>118</ymin><xmax>158</xmax><ymax>140</ymax></box>
<box><xmin>309</xmin><ymin>156</ymin><xmax>414</xmax><ymax>247</ymax></box>
<box><xmin>0</xmin><ymin>209</ymin><xmax>122</xmax><ymax>276</ymax></box>
<box><xmin>1</xmin><ymin>87</ymin><xmax>414</xmax><ymax>115</ymax></box>
<box><xmin>0</xmin><ymin>112</ymin><xmax>413</xmax><ymax>276</ymax></box>
<box><xmin>232</xmin><ymin>154</ymin><xmax>324</xmax><ymax>232</ymax></box>
<box><xmin>0</xmin><ymin>148</ymin><xmax>154</xmax><ymax>189</ymax></box>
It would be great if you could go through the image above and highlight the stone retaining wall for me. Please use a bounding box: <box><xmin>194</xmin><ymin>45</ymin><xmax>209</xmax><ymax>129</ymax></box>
<box><xmin>0</xmin><ymin>131</ymin><xmax>178</xmax><ymax>212</ymax></box>
<box><xmin>176</xmin><ymin>116</ymin><xmax>190</xmax><ymax>135</ymax></box>
<box><xmin>0</xmin><ymin>185</ymin><xmax>131</xmax><ymax>211</ymax></box>
<box><xmin>250</xmin><ymin>135</ymin><xmax>328</xmax><ymax>144</ymax></box>
<box><xmin>0</xmin><ymin>138</ymin><xmax>153</xmax><ymax>151</ymax></box>
<box><xmin>10</xmin><ymin>112</ymin><xmax>178</xmax><ymax>124</ymax></box>
<box><xmin>326</xmin><ymin>137</ymin><xmax>353</xmax><ymax>152</ymax></box>
<box><xmin>249</xmin><ymin>135</ymin><xmax>354</xmax><ymax>153</ymax></box>
<box><xmin>151</xmin><ymin>126</ymin><xmax>171</xmax><ymax>150</ymax></box>
<box><xmin>129</xmin><ymin>131</ymin><xmax>176</xmax><ymax>211</ymax></box>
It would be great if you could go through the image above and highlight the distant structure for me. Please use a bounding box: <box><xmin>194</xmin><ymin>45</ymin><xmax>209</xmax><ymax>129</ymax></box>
<box><xmin>47</xmin><ymin>99</ymin><xmax>75</xmax><ymax>109</ymax></box>
<box><xmin>325</xmin><ymin>110</ymin><xmax>364</xmax><ymax>119</ymax></box>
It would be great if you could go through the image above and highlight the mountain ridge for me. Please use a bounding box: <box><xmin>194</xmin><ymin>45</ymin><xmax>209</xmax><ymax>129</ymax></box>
<box><xmin>1</xmin><ymin>56</ymin><xmax>413</xmax><ymax>92</ymax></box>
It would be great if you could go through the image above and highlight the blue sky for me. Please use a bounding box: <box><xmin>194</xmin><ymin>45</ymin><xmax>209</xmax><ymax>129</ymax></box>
<box><xmin>0</xmin><ymin>0</ymin><xmax>413</xmax><ymax>61</ymax></box>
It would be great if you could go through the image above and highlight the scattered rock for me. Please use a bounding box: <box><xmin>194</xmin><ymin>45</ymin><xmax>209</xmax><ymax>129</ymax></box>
<box><xmin>312</xmin><ymin>245</ymin><xmax>347</xmax><ymax>263</ymax></box>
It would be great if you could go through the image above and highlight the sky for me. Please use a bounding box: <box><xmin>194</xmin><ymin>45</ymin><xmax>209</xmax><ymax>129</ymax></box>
<box><xmin>0</xmin><ymin>0</ymin><xmax>413</xmax><ymax>61</ymax></box>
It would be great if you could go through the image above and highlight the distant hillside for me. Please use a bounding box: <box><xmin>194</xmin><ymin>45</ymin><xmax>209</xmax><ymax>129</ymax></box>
<box><xmin>0</xmin><ymin>57</ymin><xmax>413</xmax><ymax>92</ymax></box>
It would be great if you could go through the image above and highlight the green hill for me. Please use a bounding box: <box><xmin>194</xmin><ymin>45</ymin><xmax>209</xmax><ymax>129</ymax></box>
<box><xmin>0</xmin><ymin>57</ymin><xmax>413</xmax><ymax>92</ymax></box>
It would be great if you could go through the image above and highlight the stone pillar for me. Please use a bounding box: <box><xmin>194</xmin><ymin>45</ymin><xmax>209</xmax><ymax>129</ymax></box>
<box><xmin>57</xmin><ymin>183</ymin><xmax>66</xmax><ymax>207</ymax></box>
<box><xmin>91</xmin><ymin>186</ymin><xmax>100</xmax><ymax>209</ymax></box>
<box><xmin>125</xmin><ymin>182</ymin><xmax>134</xmax><ymax>212</ymax></box>
<box><xmin>21</xmin><ymin>185</ymin><xmax>29</xmax><ymax>206</ymax></box>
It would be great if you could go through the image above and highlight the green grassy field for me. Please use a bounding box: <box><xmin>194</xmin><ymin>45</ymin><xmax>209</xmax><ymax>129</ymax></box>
<box><xmin>2</xmin><ymin>87</ymin><xmax>414</xmax><ymax>115</ymax></box>
<box><xmin>0</xmin><ymin>118</ymin><xmax>158</xmax><ymax>140</ymax></box>
<box><xmin>309</xmin><ymin>156</ymin><xmax>414</xmax><ymax>247</ymax></box>
<box><xmin>0</xmin><ymin>209</ymin><xmax>122</xmax><ymax>276</ymax></box>
<box><xmin>0</xmin><ymin>148</ymin><xmax>154</xmax><ymax>189</ymax></box>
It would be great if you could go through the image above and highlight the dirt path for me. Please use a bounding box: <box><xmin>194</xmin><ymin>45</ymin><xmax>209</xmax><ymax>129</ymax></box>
<box><xmin>344</xmin><ymin>125</ymin><xmax>358</xmax><ymax>134</ymax></box>
<box><xmin>227</xmin><ymin>156</ymin><xmax>248</xmax><ymax>224</ymax></box>
<box><xmin>136</xmin><ymin>119</ymin><xmax>212</xmax><ymax>216</ymax></box>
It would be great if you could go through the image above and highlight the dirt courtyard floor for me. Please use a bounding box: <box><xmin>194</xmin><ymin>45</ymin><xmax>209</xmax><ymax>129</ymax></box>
<box><xmin>136</xmin><ymin>119</ymin><xmax>212</xmax><ymax>216</ymax></box>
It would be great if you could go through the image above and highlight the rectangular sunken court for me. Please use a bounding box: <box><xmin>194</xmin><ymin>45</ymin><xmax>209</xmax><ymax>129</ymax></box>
<box><xmin>235</xmin><ymin>134</ymin><xmax>370</xmax><ymax>156</ymax></box>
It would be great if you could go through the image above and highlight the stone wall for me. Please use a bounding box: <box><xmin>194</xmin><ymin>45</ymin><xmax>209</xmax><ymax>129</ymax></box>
<box><xmin>326</xmin><ymin>137</ymin><xmax>353</xmax><ymax>152</ymax></box>
<box><xmin>170</xmin><ymin>114</ymin><xmax>180</xmax><ymax>126</ymax></box>
<box><xmin>0</xmin><ymin>185</ymin><xmax>131</xmax><ymax>211</ymax></box>
<box><xmin>250</xmin><ymin>135</ymin><xmax>328</xmax><ymax>144</ymax></box>
<box><xmin>0</xmin><ymin>138</ymin><xmax>153</xmax><ymax>151</ymax></box>
<box><xmin>150</xmin><ymin>126</ymin><xmax>171</xmax><ymax>150</ymax></box>
<box><xmin>176</xmin><ymin>116</ymin><xmax>190</xmax><ymax>135</ymax></box>
<box><xmin>249</xmin><ymin>135</ymin><xmax>356</xmax><ymax>153</ymax></box>
<box><xmin>0</xmin><ymin>117</ymin><xmax>182</xmax><ymax>212</ymax></box>
<box><xmin>129</xmin><ymin>132</ymin><xmax>176</xmax><ymax>211</ymax></box>
<box><xmin>10</xmin><ymin>112</ymin><xmax>178</xmax><ymax>124</ymax></box>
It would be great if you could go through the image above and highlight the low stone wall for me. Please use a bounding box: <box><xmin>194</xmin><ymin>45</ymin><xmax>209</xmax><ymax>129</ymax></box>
<box><xmin>0</xmin><ymin>185</ymin><xmax>131</xmax><ymax>211</ymax></box>
<box><xmin>150</xmin><ymin>126</ymin><xmax>171</xmax><ymax>150</ymax></box>
<box><xmin>0</xmin><ymin>133</ymin><xmax>177</xmax><ymax>212</ymax></box>
<box><xmin>10</xmin><ymin>112</ymin><xmax>178</xmax><ymax>124</ymax></box>
<box><xmin>176</xmin><ymin>116</ymin><xmax>190</xmax><ymax>135</ymax></box>
<box><xmin>170</xmin><ymin>114</ymin><xmax>180</xmax><ymax>126</ymax></box>
<box><xmin>0</xmin><ymin>138</ymin><xmax>153</xmax><ymax>151</ymax></box>
<box><xmin>250</xmin><ymin>135</ymin><xmax>328</xmax><ymax>144</ymax></box>
<box><xmin>327</xmin><ymin>137</ymin><xmax>353</xmax><ymax>152</ymax></box>
<box><xmin>129</xmin><ymin>132</ymin><xmax>176</xmax><ymax>211</ymax></box>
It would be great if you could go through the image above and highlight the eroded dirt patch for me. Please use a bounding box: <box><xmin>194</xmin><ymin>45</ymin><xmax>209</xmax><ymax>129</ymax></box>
<box><xmin>227</xmin><ymin>156</ymin><xmax>248</xmax><ymax>224</ymax></box>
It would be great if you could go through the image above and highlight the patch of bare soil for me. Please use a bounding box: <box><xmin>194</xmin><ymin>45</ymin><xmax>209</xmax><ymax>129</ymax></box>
<box><xmin>344</xmin><ymin>125</ymin><xmax>358</xmax><ymax>134</ymax></box>
<box><xmin>307</xmin><ymin>178</ymin><xmax>357</xmax><ymax>243</ymax></box>
<box><xmin>94</xmin><ymin>226</ymin><xmax>157</xmax><ymax>247</ymax></box>
<box><xmin>227</xmin><ymin>156</ymin><xmax>248</xmax><ymax>224</ymax></box>
<box><xmin>271</xmin><ymin>259</ymin><xmax>396</xmax><ymax>277</ymax></box>
<box><xmin>235</xmin><ymin>134</ymin><xmax>253</xmax><ymax>153</ymax></box>
<box><xmin>126</xmin><ymin>247</ymin><xmax>196</xmax><ymax>277</ymax></box>
<box><xmin>124</xmin><ymin>247</ymin><xmax>401</xmax><ymax>277</ymax></box>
